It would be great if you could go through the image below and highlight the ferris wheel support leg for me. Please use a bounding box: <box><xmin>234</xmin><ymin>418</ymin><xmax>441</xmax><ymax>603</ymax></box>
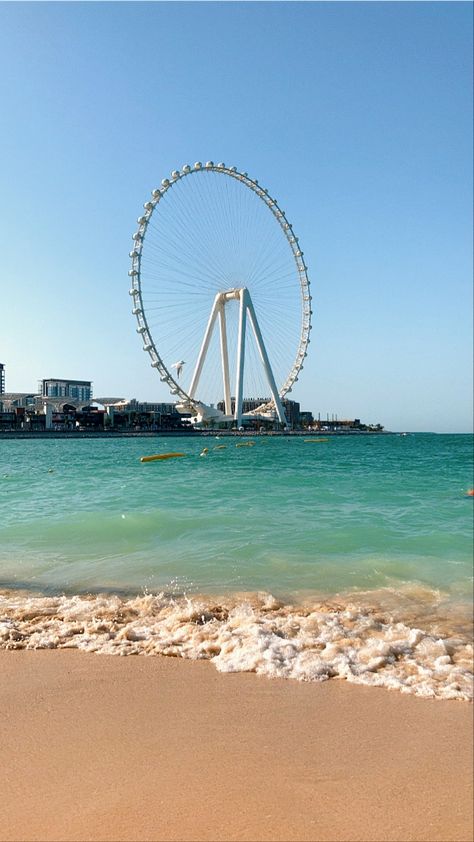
<box><xmin>218</xmin><ymin>303</ymin><xmax>232</xmax><ymax>416</ymax></box>
<box><xmin>188</xmin><ymin>293</ymin><xmax>221</xmax><ymax>400</ymax></box>
<box><xmin>245</xmin><ymin>290</ymin><xmax>287</xmax><ymax>426</ymax></box>
<box><xmin>234</xmin><ymin>290</ymin><xmax>247</xmax><ymax>426</ymax></box>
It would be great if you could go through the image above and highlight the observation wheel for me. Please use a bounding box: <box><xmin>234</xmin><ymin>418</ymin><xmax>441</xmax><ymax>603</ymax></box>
<box><xmin>129</xmin><ymin>162</ymin><xmax>312</xmax><ymax>426</ymax></box>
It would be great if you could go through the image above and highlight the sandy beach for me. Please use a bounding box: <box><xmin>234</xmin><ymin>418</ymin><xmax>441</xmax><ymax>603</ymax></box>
<box><xmin>0</xmin><ymin>650</ymin><xmax>472</xmax><ymax>842</ymax></box>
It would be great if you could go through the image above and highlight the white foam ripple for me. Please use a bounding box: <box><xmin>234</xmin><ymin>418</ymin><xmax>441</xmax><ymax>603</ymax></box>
<box><xmin>0</xmin><ymin>590</ymin><xmax>472</xmax><ymax>701</ymax></box>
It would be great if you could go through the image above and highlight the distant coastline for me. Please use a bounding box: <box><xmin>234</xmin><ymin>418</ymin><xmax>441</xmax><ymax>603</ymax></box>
<box><xmin>0</xmin><ymin>429</ymin><xmax>392</xmax><ymax>440</ymax></box>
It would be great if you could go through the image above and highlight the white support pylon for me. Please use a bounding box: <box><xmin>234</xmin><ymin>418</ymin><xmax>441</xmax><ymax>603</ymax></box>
<box><xmin>187</xmin><ymin>286</ymin><xmax>287</xmax><ymax>427</ymax></box>
<box><xmin>234</xmin><ymin>290</ymin><xmax>247</xmax><ymax>426</ymax></box>
<box><xmin>218</xmin><ymin>302</ymin><xmax>232</xmax><ymax>416</ymax></box>
<box><xmin>188</xmin><ymin>292</ymin><xmax>221</xmax><ymax>400</ymax></box>
<box><xmin>244</xmin><ymin>290</ymin><xmax>287</xmax><ymax>425</ymax></box>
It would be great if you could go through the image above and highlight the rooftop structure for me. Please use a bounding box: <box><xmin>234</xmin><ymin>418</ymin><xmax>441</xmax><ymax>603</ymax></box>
<box><xmin>0</xmin><ymin>393</ymin><xmax>38</xmax><ymax>409</ymax></box>
<box><xmin>40</xmin><ymin>379</ymin><xmax>92</xmax><ymax>402</ymax></box>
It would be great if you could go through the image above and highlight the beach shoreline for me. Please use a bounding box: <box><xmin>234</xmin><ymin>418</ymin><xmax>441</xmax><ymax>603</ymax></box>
<box><xmin>1</xmin><ymin>649</ymin><xmax>472</xmax><ymax>842</ymax></box>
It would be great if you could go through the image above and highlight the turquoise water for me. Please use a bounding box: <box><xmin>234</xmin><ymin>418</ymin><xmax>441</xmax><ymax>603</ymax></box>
<box><xmin>1</xmin><ymin>433</ymin><xmax>472</xmax><ymax>699</ymax></box>
<box><xmin>0</xmin><ymin>434</ymin><xmax>472</xmax><ymax>599</ymax></box>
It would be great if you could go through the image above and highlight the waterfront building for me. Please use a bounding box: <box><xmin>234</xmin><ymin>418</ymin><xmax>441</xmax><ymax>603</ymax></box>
<box><xmin>313</xmin><ymin>417</ymin><xmax>384</xmax><ymax>432</ymax></box>
<box><xmin>40</xmin><ymin>378</ymin><xmax>92</xmax><ymax>402</ymax></box>
<box><xmin>216</xmin><ymin>396</ymin><xmax>301</xmax><ymax>428</ymax></box>
<box><xmin>0</xmin><ymin>393</ymin><xmax>38</xmax><ymax>410</ymax></box>
<box><xmin>95</xmin><ymin>398</ymin><xmax>191</xmax><ymax>431</ymax></box>
<box><xmin>0</xmin><ymin>393</ymin><xmax>45</xmax><ymax>431</ymax></box>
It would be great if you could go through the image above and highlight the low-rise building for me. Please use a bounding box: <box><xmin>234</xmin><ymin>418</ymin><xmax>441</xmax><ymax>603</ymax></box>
<box><xmin>216</xmin><ymin>396</ymin><xmax>301</xmax><ymax>428</ymax></box>
<box><xmin>97</xmin><ymin>398</ymin><xmax>191</xmax><ymax>431</ymax></box>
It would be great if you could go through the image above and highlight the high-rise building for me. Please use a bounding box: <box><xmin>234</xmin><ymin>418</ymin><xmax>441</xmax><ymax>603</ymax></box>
<box><xmin>0</xmin><ymin>363</ymin><xmax>5</xmax><ymax>395</ymax></box>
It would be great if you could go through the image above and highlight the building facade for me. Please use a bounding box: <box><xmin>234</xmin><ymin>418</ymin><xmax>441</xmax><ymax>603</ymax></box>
<box><xmin>216</xmin><ymin>396</ymin><xmax>301</xmax><ymax>428</ymax></box>
<box><xmin>40</xmin><ymin>379</ymin><xmax>92</xmax><ymax>402</ymax></box>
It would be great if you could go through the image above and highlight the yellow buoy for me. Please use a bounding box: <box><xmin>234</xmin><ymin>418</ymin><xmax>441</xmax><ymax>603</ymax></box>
<box><xmin>140</xmin><ymin>453</ymin><xmax>186</xmax><ymax>463</ymax></box>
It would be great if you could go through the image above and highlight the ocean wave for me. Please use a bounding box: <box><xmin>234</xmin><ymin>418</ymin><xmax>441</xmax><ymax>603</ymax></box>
<box><xmin>0</xmin><ymin>588</ymin><xmax>472</xmax><ymax>701</ymax></box>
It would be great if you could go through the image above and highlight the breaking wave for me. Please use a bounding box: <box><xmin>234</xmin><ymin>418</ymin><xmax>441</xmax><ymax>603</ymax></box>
<box><xmin>1</xmin><ymin>586</ymin><xmax>472</xmax><ymax>701</ymax></box>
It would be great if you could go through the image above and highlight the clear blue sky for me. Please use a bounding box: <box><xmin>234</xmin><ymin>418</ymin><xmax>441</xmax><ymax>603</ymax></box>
<box><xmin>0</xmin><ymin>1</ymin><xmax>472</xmax><ymax>432</ymax></box>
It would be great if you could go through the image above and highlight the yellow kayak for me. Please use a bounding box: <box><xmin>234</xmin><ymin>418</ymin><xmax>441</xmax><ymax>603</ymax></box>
<box><xmin>236</xmin><ymin>441</ymin><xmax>256</xmax><ymax>447</ymax></box>
<box><xmin>140</xmin><ymin>453</ymin><xmax>186</xmax><ymax>462</ymax></box>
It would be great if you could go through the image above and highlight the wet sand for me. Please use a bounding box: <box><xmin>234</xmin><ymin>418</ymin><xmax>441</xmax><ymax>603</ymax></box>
<box><xmin>0</xmin><ymin>650</ymin><xmax>472</xmax><ymax>842</ymax></box>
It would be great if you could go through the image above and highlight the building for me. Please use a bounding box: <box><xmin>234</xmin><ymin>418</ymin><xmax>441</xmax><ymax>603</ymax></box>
<box><xmin>313</xmin><ymin>417</ymin><xmax>384</xmax><ymax>432</ymax></box>
<box><xmin>0</xmin><ymin>363</ymin><xmax>5</xmax><ymax>395</ymax></box>
<box><xmin>96</xmin><ymin>398</ymin><xmax>192</xmax><ymax>431</ymax></box>
<box><xmin>40</xmin><ymin>378</ymin><xmax>92</xmax><ymax>402</ymax></box>
<box><xmin>0</xmin><ymin>392</ymin><xmax>38</xmax><ymax>410</ymax></box>
<box><xmin>0</xmin><ymin>393</ymin><xmax>44</xmax><ymax>431</ymax></box>
<box><xmin>216</xmin><ymin>396</ymin><xmax>301</xmax><ymax>427</ymax></box>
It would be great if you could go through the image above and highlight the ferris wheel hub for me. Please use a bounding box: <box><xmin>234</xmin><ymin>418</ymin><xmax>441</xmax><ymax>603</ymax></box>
<box><xmin>222</xmin><ymin>287</ymin><xmax>245</xmax><ymax>302</ymax></box>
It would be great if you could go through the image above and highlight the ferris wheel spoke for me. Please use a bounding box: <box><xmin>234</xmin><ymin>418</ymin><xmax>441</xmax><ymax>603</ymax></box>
<box><xmin>144</xmin><ymin>227</ymin><xmax>232</xmax><ymax>289</ymax></box>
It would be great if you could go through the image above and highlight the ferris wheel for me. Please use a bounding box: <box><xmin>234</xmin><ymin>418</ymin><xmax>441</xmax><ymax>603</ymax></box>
<box><xmin>128</xmin><ymin>162</ymin><xmax>312</xmax><ymax>426</ymax></box>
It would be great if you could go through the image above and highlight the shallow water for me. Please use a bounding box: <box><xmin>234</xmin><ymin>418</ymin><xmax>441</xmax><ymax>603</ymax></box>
<box><xmin>1</xmin><ymin>433</ymin><xmax>472</xmax><ymax>699</ymax></box>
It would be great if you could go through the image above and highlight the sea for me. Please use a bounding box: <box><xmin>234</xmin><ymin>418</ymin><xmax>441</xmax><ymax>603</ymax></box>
<box><xmin>0</xmin><ymin>433</ymin><xmax>472</xmax><ymax>700</ymax></box>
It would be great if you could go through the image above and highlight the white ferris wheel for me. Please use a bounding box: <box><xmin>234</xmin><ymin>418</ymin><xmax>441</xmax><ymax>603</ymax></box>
<box><xmin>129</xmin><ymin>162</ymin><xmax>312</xmax><ymax>426</ymax></box>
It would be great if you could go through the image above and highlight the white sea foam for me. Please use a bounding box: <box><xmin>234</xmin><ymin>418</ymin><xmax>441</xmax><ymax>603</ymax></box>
<box><xmin>0</xmin><ymin>588</ymin><xmax>472</xmax><ymax>701</ymax></box>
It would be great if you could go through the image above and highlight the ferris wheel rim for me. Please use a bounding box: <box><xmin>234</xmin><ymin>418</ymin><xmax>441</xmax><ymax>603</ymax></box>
<box><xmin>128</xmin><ymin>162</ymin><xmax>312</xmax><ymax>409</ymax></box>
